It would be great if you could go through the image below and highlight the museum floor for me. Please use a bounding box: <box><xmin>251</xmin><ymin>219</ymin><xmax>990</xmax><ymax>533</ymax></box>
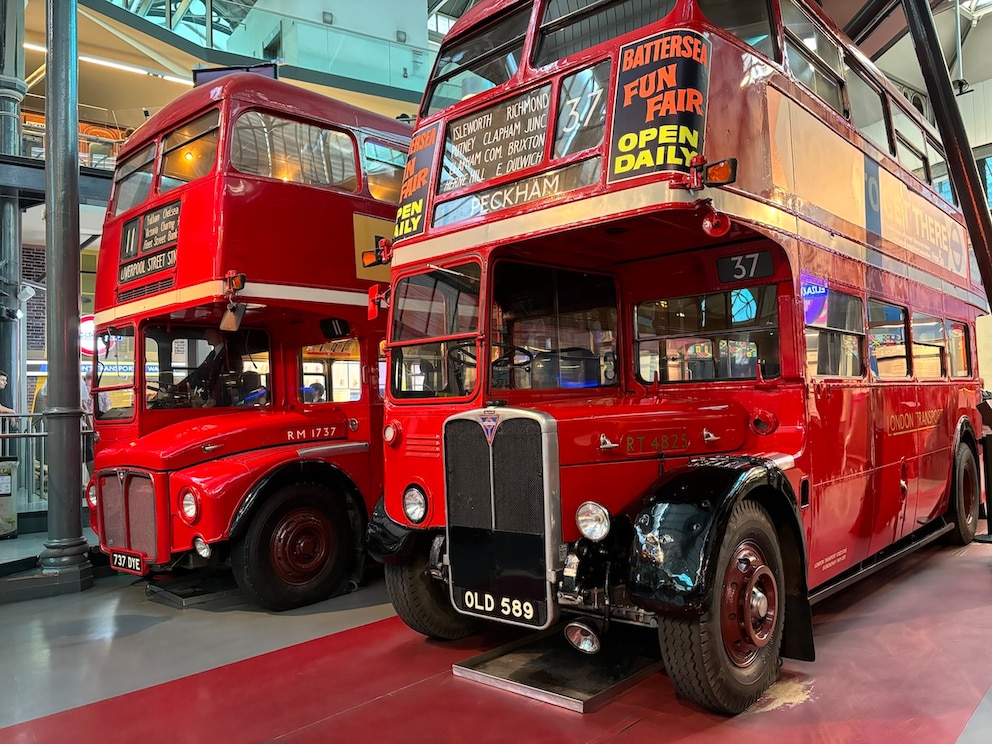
<box><xmin>1</xmin><ymin>526</ymin><xmax>991</xmax><ymax>743</ymax></box>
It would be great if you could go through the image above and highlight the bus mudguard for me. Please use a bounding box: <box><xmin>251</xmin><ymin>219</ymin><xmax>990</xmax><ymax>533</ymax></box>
<box><xmin>628</xmin><ymin>456</ymin><xmax>815</xmax><ymax>662</ymax></box>
<box><xmin>366</xmin><ymin>495</ymin><xmax>419</xmax><ymax>564</ymax></box>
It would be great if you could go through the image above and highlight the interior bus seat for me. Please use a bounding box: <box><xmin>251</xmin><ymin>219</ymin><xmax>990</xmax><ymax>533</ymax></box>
<box><xmin>533</xmin><ymin>348</ymin><xmax>600</xmax><ymax>388</ymax></box>
<box><xmin>687</xmin><ymin>359</ymin><xmax>716</xmax><ymax>380</ymax></box>
<box><xmin>237</xmin><ymin>370</ymin><xmax>263</xmax><ymax>405</ymax></box>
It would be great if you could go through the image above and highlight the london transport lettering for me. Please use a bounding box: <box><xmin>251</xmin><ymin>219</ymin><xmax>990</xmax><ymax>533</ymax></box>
<box><xmin>395</xmin><ymin>123</ymin><xmax>442</xmax><ymax>241</ymax></box>
<box><xmin>609</xmin><ymin>29</ymin><xmax>711</xmax><ymax>182</ymax></box>
<box><xmin>887</xmin><ymin>408</ymin><xmax>943</xmax><ymax>436</ymax></box>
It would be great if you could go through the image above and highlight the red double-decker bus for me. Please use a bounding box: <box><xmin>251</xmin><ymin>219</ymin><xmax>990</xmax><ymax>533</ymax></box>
<box><xmin>366</xmin><ymin>0</ymin><xmax>986</xmax><ymax>713</ymax></box>
<box><xmin>88</xmin><ymin>72</ymin><xmax>410</xmax><ymax>610</ymax></box>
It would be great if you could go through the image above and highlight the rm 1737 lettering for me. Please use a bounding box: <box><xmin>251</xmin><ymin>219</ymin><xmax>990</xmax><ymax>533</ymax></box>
<box><xmin>286</xmin><ymin>427</ymin><xmax>336</xmax><ymax>441</ymax></box>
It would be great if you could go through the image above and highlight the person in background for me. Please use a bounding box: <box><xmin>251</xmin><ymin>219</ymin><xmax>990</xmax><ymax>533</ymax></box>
<box><xmin>310</xmin><ymin>381</ymin><xmax>325</xmax><ymax>403</ymax></box>
<box><xmin>84</xmin><ymin>371</ymin><xmax>111</xmax><ymax>416</ymax></box>
<box><xmin>81</xmin><ymin>373</ymin><xmax>95</xmax><ymax>475</ymax></box>
<box><xmin>0</xmin><ymin>371</ymin><xmax>14</xmax><ymax>415</ymax></box>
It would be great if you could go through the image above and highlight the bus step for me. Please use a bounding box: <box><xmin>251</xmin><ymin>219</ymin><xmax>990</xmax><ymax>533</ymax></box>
<box><xmin>144</xmin><ymin>569</ymin><xmax>242</xmax><ymax>609</ymax></box>
<box><xmin>453</xmin><ymin>622</ymin><xmax>663</xmax><ymax>713</ymax></box>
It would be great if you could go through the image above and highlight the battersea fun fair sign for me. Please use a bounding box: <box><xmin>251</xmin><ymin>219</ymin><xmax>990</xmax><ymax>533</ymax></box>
<box><xmin>608</xmin><ymin>29</ymin><xmax>711</xmax><ymax>183</ymax></box>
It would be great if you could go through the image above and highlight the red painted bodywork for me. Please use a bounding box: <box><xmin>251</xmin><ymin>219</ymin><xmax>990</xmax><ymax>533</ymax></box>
<box><xmin>381</xmin><ymin>0</ymin><xmax>983</xmax><ymax>592</ymax></box>
<box><xmin>89</xmin><ymin>73</ymin><xmax>410</xmax><ymax>572</ymax></box>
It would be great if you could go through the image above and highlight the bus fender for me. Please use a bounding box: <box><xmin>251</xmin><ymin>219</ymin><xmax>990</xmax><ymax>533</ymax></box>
<box><xmin>366</xmin><ymin>495</ymin><xmax>418</xmax><ymax>564</ymax></box>
<box><xmin>627</xmin><ymin>456</ymin><xmax>815</xmax><ymax>661</ymax></box>
<box><xmin>229</xmin><ymin>457</ymin><xmax>366</xmax><ymax>541</ymax></box>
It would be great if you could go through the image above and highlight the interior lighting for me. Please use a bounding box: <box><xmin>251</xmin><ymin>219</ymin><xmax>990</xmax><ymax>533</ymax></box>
<box><xmin>23</xmin><ymin>42</ymin><xmax>191</xmax><ymax>86</ymax></box>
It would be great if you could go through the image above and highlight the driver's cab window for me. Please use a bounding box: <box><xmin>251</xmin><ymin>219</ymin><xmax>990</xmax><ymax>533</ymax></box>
<box><xmin>144</xmin><ymin>325</ymin><xmax>270</xmax><ymax>409</ymax></box>
<box><xmin>490</xmin><ymin>262</ymin><xmax>619</xmax><ymax>391</ymax></box>
<box><xmin>301</xmin><ymin>339</ymin><xmax>362</xmax><ymax>402</ymax></box>
<box><xmin>93</xmin><ymin>325</ymin><xmax>137</xmax><ymax>420</ymax></box>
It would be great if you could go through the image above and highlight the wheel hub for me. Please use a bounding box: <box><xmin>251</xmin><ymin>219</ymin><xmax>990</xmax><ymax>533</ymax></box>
<box><xmin>271</xmin><ymin>508</ymin><xmax>333</xmax><ymax>584</ymax></box>
<box><xmin>721</xmin><ymin>540</ymin><xmax>779</xmax><ymax>668</ymax></box>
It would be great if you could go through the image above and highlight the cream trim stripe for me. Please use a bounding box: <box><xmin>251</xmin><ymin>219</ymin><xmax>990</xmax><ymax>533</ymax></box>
<box><xmin>394</xmin><ymin>181</ymin><xmax>985</xmax><ymax>309</ymax></box>
<box><xmin>94</xmin><ymin>281</ymin><xmax>368</xmax><ymax>325</ymax></box>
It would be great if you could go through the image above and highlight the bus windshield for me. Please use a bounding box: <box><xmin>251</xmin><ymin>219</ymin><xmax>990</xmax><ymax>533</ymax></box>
<box><xmin>635</xmin><ymin>285</ymin><xmax>780</xmax><ymax>383</ymax></box>
<box><xmin>389</xmin><ymin>262</ymin><xmax>482</xmax><ymax>398</ymax></box>
<box><xmin>144</xmin><ymin>325</ymin><xmax>270</xmax><ymax>410</ymax></box>
<box><xmin>490</xmin><ymin>262</ymin><xmax>619</xmax><ymax>391</ymax></box>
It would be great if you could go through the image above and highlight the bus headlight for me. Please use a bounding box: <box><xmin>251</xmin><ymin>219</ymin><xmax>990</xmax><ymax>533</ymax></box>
<box><xmin>576</xmin><ymin>501</ymin><xmax>610</xmax><ymax>542</ymax></box>
<box><xmin>402</xmin><ymin>486</ymin><xmax>427</xmax><ymax>524</ymax></box>
<box><xmin>86</xmin><ymin>483</ymin><xmax>98</xmax><ymax>509</ymax></box>
<box><xmin>179</xmin><ymin>489</ymin><xmax>200</xmax><ymax>525</ymax></box>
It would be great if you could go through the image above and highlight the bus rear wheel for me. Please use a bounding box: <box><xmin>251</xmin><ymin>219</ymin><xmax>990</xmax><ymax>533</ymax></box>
<box><xmin>947</xmin><ymin>442</ymin><xmax>979</xmax><ymax>545</ymax></box>
<box><xmin>232</xmin><ymin>483</ymin><xmax>351</xmax><ymax>611</ymax></box>
<box><xmin>658</xmin><ymin>500</ymin><xmax>784</xmax><ymax>714</ymax></box>
<box><xmin>385</xmin><ymin>543</ymin><xmax>482</xmax><ymax>640</ymax></box>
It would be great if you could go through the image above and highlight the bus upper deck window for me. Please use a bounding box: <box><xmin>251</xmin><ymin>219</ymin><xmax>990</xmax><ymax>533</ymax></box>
<box><xmin>232</xmin><ymin>111</ymin><xmax>358</xmax><ymax>191</ymax></box>
<box><xmin>364</xmin><ymin>141</ymin><xmax>407</xmax><ymax>203</ymax></box>
<box><xmin>535</xmin><ymin>0</ymin><xmax>674</xmax><ymax>67</ymax></box>
<box><xmin>113</xmin><ymin>143</ymin><xmax>157</xmax><ymax>216</ymax></box>
<box><xmin>160</xmin><ymin>110</ymin><xmax>221</xmax><ymax>194</ymax></box>
<box><xmin>533</xmin><ymin>1</ymin><xmax>774</xmax><ymax>68</ymax></box>
<box><xmin>422</xmin><ymin>6</ymin><xmax>531</xmax><ymax>117</ymax></box>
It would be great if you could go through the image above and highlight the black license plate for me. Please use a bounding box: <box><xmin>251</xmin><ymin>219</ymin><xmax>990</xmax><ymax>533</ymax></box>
<box><xmin>454</xmin><ymin>587</ymin><xmax>546</xmax><ymax>628</ymax></box>
<box><xmin>110</xmin><ymin>550</ymin><xmax>146</xmax><ymax>575</ymax></box>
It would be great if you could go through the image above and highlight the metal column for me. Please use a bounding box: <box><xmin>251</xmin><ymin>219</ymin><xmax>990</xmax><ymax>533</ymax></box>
<box><xmin>37</xmin><ymin>0</ymin><xmax>92</xmax><ymax>587</ymax></box>
<box><xmin>0</xmin><ymin>0</ymin><xmax>28</xmax><ymax>411</ymax></box>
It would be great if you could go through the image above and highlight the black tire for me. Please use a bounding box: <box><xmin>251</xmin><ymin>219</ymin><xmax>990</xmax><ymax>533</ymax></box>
<box><xmin>231</xmin><ymin>483</ymin><xmax>352</xmax><ymax>611</ymax></box>
<box><xmin>385</xmin><ymin>544</ymin><xmax>482</xmax><ymax>640</ymax></box>
<box><xmin>658</xmin><ymin>500</ymin><xmax>784</xmax><ymax>714</ymax></box>
<box><xmin>947</xmin><ymin>442</ymin><xmax>980</xmax><ymax>545</ymax></box>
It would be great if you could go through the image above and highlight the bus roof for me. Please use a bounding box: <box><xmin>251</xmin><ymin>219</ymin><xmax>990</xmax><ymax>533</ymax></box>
<box><xmin>120</xmin><ymin>72</ymin><xmax>411</xmax><ymax>160</ymax></box>
<box><xmin>446</xmin><ymin>0</ymin><xmax>527</xmax><ymax>40</ymax></box>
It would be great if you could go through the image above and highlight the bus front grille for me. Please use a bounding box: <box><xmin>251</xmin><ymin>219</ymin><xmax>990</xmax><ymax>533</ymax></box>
<box><xmin>117</xmin><ymin>277</ymin><xmax>175</xmax><ymax>303</ymax></box>
<box><xmin>99</xmin><ymin>471</ymin><xmax>157</xmax><ymax>557</ymax></box>
<box><xmin>443</xmin><ymin>412</ymin><xmax>556</xmax><ymax>629</ymax></box>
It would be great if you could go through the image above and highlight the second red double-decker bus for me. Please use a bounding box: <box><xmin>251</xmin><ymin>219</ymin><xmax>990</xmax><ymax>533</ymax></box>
<box><xmin>88</xmin><ymin>73</ymin><xmax>410</xmax><ymax>610</ymax></box>
<box><xmin>367</xmin><ymin>0</ymin><xmax>986</xmax><ymax>713</ymax></box>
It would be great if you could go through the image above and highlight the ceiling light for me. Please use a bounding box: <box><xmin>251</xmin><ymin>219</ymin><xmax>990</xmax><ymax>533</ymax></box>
<box><xmin>23</xmin><ymin>42</ymin><xmax>191</xmax><ymax>86</ymax></box>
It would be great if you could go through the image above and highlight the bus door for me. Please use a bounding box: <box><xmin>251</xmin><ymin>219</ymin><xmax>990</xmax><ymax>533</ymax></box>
<box><xmin>866</xmin><ymin>300</ymin><xmax>917</xmax><ymax>547</ymax></box>
<box><xmin>803</xmin><ymin>287</ymin><xmax>872</xmax><ymax>581</ymax></box>
<box><xmin>908</xmin><ymin>314</ymin><xmax>955</xmax><ymax>531</ymax></box>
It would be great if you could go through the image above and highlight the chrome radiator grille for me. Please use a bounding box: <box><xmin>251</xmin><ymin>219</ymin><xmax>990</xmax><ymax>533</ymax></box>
<box><xmin>99</xmin><ymin>471</ymin><xmax>157</xmax><ymax>556</ymax></box>
<box><xmin>443</xmin><ymin>410</ymin><xmax>558</xmax><ymax>629</ymax></box>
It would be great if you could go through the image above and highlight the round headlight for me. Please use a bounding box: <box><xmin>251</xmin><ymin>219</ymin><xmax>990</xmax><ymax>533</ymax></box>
<box><xmin>402</xmin><ymin>486</ymin><xmax>428</xmax><ymax>524</ymax></box>
<box><xmin>576</xmin><ymin>501</ymin><xmax>610</xmax><ymax>542</ymax></box>
<box><xmin>180</xmin><ymin>489</ymin><xmax>200</xmax><ymax>525</ymax></box>
<box><xmin>86</xmin><ymin>483</ymin><xmax>98</xmax><ymax>509</ymax></box>
<box><xmin>383</xmin><ymin>421</ymin><xmax>401</xmax><ymax>446</ymax></box>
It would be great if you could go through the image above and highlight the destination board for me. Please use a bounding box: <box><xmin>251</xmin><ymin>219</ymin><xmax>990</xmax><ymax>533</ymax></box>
<box><xmin>439</xmin><ymin>85</ymin><xmax>552</xmax><ymax>194</ymax></box>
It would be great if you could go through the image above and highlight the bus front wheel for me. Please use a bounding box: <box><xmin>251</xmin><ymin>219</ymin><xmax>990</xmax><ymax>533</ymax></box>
<box><xmin>385</xmin><ymin>544</ymin><xmax>482</xmax><ymax>640</ymax></box>
<box><xmin>232</xmin><ymin>483</ymin><xmax>351</xmax><ymax>611</ymax></box>
<box><xmin>657</xmin><ymin>499</ymin><xmax>784</xmax><ymax>714</ymax></box>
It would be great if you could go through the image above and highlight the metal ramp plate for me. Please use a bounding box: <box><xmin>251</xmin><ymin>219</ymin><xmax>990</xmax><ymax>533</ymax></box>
<box><xmin>145</xmin><ymin>569</ymin><xmax>243</xmax><ymax>609</ymax></box>
<box><xmin>453</xmin><ymin>623</ymin><xmax>663</xmax><ymax>713</ymax></box>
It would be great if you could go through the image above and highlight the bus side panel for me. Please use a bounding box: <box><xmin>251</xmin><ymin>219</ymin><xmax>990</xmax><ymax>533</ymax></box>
<box><xmin>806</xmin><ymin>381</ymin><xmax>873</xmax><ymax>585</ymax></box>
<box><xmin>868</xmin><ymin>384</ymin><xmax>917</xmax><ymax>550</ymax></box>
